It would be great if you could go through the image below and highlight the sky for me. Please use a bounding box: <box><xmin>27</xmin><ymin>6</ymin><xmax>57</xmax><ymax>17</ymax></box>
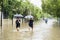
<box><xmin>17</xmin><ymin>0</ymin><xmax>42</xmax><ymax>9</ymax></box>
<box><xmin>28</xmin><ymin>0</ymin><xmax>42</xmax><ymax>9</ymax></box>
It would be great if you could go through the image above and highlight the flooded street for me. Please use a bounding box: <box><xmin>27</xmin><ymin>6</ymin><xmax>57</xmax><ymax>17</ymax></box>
<box><xmin>0</xmin><ymin>19</ymin><xmax>60</xmax><ymax>40</ymax></box>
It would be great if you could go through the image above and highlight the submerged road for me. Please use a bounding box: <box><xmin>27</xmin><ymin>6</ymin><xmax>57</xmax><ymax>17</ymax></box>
<box><xmin>0</xmin><ymin>19</ymin><xmax>60</xmax><ymax>40</ymax></box>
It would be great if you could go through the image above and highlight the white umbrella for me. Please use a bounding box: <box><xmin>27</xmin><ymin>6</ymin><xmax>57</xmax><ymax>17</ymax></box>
<box><xmin>14</xmin><ymin>14</ymin><xmax>23</xmax><ymax>18</ymax></box>
<box><xmin>25</xmin><ymin>15</ymin><xmax>33</xmax><ymax>19</ymax></box>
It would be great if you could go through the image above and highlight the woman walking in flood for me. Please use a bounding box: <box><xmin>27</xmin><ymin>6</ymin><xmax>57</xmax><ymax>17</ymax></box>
<box><xmin>16</xmin><ymin>18</ymin><xmax>20</xmax><ymax>31</ymax></box>
<box><xmin>29</xmin><ymin>18</ymin><xmax>34</xmax><ymax>31</ymax></box>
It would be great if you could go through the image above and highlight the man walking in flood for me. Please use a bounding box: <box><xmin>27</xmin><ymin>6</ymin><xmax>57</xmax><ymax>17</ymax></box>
<box><xmin>45</xmin><ymin>18</ymin><xmax>48</xmax><ymax>24</ymax></box>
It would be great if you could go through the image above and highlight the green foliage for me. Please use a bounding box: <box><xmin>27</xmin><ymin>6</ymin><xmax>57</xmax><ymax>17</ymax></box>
<box><xmin>0</xmin><ymin>0</ymin><xmax>42</xmax><ymax>20</ymax></box>
<box><xmin>42</xmin><ymin>0</ymin><xmax>60</xmax><ymax>18</ymax></box>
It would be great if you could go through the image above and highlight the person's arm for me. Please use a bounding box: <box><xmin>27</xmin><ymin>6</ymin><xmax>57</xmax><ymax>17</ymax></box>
<box><xmin>15</xmin><ymin>20</ymin><xmax>17</xmax><ymax>24</ymax></box>
<box><xmin>32</xmin><ymin>18</ymin><xmax>34</xmax><ymax>22</ymax></box>
<box><xmin>19</xmin><ymin>20</ymin><xmax>20</xmax><ymax>23</ymax></box>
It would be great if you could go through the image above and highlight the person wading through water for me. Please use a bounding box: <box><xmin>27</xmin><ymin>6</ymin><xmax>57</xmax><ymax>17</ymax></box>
<box><xmin>29</xmin><ymin>18</ymin><xmax>34</xmax><ymax>31</ymax></box>
<box><xmin>16</xmin><ymin>17</ymin><xmax>20</xmax><ymax>31</ymax></box>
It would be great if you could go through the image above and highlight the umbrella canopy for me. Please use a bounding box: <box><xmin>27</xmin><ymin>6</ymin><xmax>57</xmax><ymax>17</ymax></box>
<box><xmin>25</xmin><ymin>15</ymin><xmax>33</xmax><ymax>19</ymax></box>
<box><xmin>14</xmin><ymin>14</ymin><xmax>23</xmax><ymax>18</ymax></box>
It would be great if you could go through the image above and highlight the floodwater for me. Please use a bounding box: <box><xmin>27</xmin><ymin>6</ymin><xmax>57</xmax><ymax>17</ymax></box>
<box><xmin>0</xmin><ymin>19</ymin><xmax>60</xmax><ymax>40</ymax></box>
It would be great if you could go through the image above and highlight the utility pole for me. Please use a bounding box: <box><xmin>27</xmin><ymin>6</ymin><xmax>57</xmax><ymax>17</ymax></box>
<box><xmin>1</xmin><ymin>0</ymin><xmax>3</xmax><ymax>29</ymax></box>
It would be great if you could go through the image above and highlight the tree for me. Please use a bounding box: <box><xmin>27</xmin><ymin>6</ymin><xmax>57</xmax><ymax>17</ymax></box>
<box><xmin>1</xmin><ymin>0</ymin><xmax>42</xmax><ymax>20</ymax></box>
<box><xmin>42</xmin><ymin>0</ymin><xmax>60</xmax><ymax>18</ymax></box>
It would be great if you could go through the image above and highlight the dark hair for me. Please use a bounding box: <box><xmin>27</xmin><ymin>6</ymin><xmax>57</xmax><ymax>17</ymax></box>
<box><xmin>30</xmin><ymin>18</ymin><xmax>33</xmax><ymax>20</ymax></box>
<box><xmin>16</xmin><ymin>17</ymin><xmax>19</xmax><ymax>19</ymax></box>
<box><xmin>19</xmin><ymin>20</ymin><xmax>20</xmax><ymax>21</ymax></box>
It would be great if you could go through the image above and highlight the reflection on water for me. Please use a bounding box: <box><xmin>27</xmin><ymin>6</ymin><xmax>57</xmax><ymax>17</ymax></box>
<box><xmin>2</xmin><ymin>30</ymin><xmax>33</xmax><ymax>40</ymax></box>
<box><xmin>0</xmin><ymin>19</ymin><xmax>60</xmax><ymax>40</ymax></box>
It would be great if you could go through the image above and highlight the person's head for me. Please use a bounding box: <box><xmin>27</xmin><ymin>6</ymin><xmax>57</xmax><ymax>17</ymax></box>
<box><xmin>30</xmin><ymin>18</ymin><xmax>33</xmax><ymax>20</ymax></box>
<box><xmin>17</xmin><ymin>17</ymin><xmax>19</xmax><ymax>19</ymax></box>
<box><xmin>16</xmin><ymin>17</ymin><xmax>20</xmax><ymax>20</ymax></box>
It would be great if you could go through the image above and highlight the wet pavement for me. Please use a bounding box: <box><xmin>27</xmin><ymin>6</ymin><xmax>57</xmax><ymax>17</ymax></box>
<box><xmin>0</xmin><ymin>19</ymin><xmax>60</xmax><ymax>40</ymax></box>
